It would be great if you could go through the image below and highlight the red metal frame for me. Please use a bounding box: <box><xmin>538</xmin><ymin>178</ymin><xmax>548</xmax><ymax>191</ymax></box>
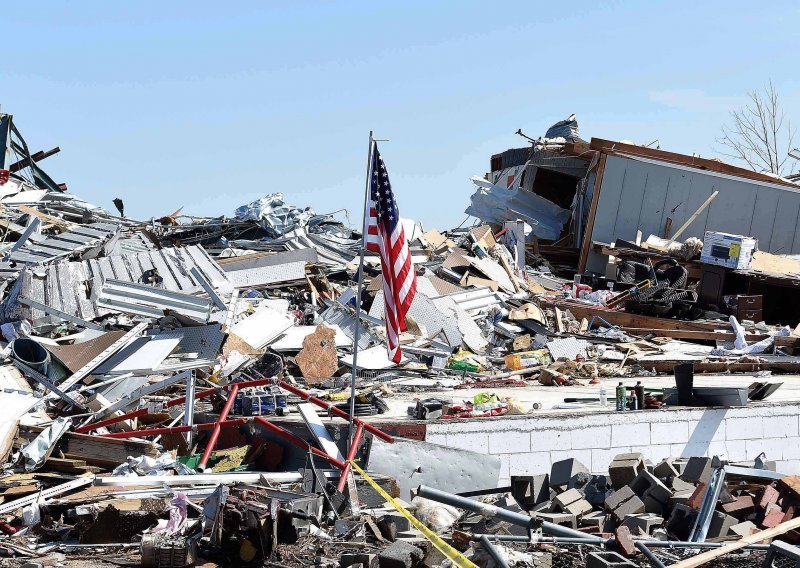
<box><xmin>336</xmin><ymin>422</ymin><xmax>363</xmax><ymax>493</ymax></box>
<box><xmin>81</xmin><ymin>373</ymin><xmax>392</xmax><ymax>475</ymax></box>
<box><xmin>253</xmin><ymin>416</ymin><xmax>346</xmax><ymax>469</ymax></box>
<box><xmin>198</xmin><ymin>384</ymin><xmax>239</xmax><ymax>469</ymax></box>
<box><xmin>100</xmin><ymin>418</ymin><xmax>248</xmax><ymax>439</ymax></box>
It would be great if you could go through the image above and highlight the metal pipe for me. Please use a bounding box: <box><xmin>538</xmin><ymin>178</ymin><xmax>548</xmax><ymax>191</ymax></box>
<box><xmin>415</xmin><ymin>485</ymin><xmax>604</xmax><ymax>543</ymax></box>
<box><xmin>253</xmin><ymin>416</ymin><xmax>346</xmax><ymax>469</ymax></box>
<box><xmin>336</xmin><ymin>422</ymin><xmax>364</xmax><ymax>493</ymax></box>
<box><xmin>349</xmin><ymin>132</ymin><xmax>373</xmax><ymax>448</ymax></box>
<box><xmin>471</xmin><ymin>535</ymin><xmax>771</xmax><ymax>551</ymax></box>
<box><xmin>479</xmin><ymin>535</ymin><xmax>510</xmax><ymax>568</ymax></box>
<box><xmin>636</xmin><ymin>542</ymin><xmax>667</xmax><ymax>568</ymax></box>
<box><xmin>184</xmin><ymin>373</ymin><xmax>196</xmax><ymax>449</ymax></box>
<box><xmin>199</xmin><ymin>384</ymin><xmax>239</xmax><ymax>469</ymax></box>
<box><xmin>100</xmin><ymin>418</ymin><xmax>248</xmax><ymax>439</ymax></box>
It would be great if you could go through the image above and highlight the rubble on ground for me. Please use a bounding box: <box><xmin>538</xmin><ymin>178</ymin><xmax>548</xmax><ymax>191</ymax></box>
<box><xmin>0</xmin><ymin>111</ymin><xmax>798</xmax><ymax>566</ymax></box>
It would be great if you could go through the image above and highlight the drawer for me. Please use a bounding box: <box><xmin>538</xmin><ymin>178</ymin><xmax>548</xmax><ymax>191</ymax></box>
<box><xmin>737</xmin><ymin>295</ymin><xmax>763</xmax><ymax>310</ymax></box>
<box><xmin>738</xmin><ymin>308</ymin><xmax>763</xmax><ymax>322</ymax></box>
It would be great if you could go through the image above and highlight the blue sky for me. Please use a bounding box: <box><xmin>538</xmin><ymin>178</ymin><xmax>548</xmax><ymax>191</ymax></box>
<box><xmin>2</xmin><ymin>1</ymin><xmax>798</xmax><ymax>229</ymax></box>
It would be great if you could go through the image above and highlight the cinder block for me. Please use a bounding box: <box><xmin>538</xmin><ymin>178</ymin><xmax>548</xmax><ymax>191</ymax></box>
<box><xmin>629</xmin><ymin>470</ymin><xmax>673</xmax><ymax>505</ymax></box>
<box><xmin>608</xmin><ymin>453</ymin><xmax>645</xmax><ymax>490</ymax></box>
<box><xmin>670</xmin><ymin>477</ymin><xmax>695</xmax><ymax>493</ymax></box>
<box><xmin>550</xmin><ymin>458</ymin><xmax>588</xmax><ymax>489</ymax></box>
<box><xmin>680</xmin><ymin>457</ymin><xmax>712</xmax><ymax>484</ymax></box>
<box><xmin>654</xmin><ymin>459</ymin><xmax>680</xmax><ymax>480</ymax></box>
<box><xmin>585</xmin><ymin>551</ymin><xmax>637</xmax><ymax>567</ymax></box>
<box><xmin>730</xmin><ymin>520</ymin><xmax>757</xmax><ymax>537</ymax></box>
<box><xmin>708</xmin><ymin>511</ymin><xmax>738</xmax><ymax>539</ymax></box>
<box><xmin>562</xmin><ymin>499</ymin><xmax>592</xmax><ymax>517</ymax></box>
<box><xmin>552</xmin><ymin>488</ymin><xmax>582</xmax><ymax>511</ymax></box>
<box><xmin>667</xmin><ymin>504</ymin><xmax>699</xmax><ymax>541</ymax></box>
<box><xmin>378</xmin><ymin>540</ymin><xmax>424</xmax><ymax>568</ymax></box>
<box><xmin>511</xmin><ymin>474</ymin><xmax>550</xmax><ymax>509</ymax></box>
<box><xmin>580</xmin><ymin>511</ymin><xmax>608</xmax><ymax>529</ymax></box>
<box><xmin>531</xmin><ymin>511</ymin><xmax>577</xmax><ymax>529</ymax></box>
<box><xmin>642</xmin><ymin>494</ymin><xmax>666</xmax><ymax>516</ymax></box>
<box><xmin>670</xmin><ymin>490</ymin><xmax>694</xmax><ymax>509</ymax></box>
<box><xmin>611</xmin><ymin>495</ymin><xmax>646</xmax><ymax>522</ymax></box>
<box><xmin>621</xmin><ymin>513</ymin><xmax>664</xmax><ymax>536</ymax></box>
<box><xmin>605</xmin><ymin>486</ymin><xmax>636</xmax><ymax>511</ymax></box>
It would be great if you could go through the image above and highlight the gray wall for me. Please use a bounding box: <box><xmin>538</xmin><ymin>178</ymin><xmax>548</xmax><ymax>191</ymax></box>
<box><xmin>586</xmin><ymin>154</ymin><xmax>800</xmax><ymax>273</ymax></box>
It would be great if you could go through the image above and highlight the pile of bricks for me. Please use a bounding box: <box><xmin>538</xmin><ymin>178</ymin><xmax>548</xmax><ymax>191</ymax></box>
<box><xmin>510</xmin><ymin>453</ymin><xmax>800</xmax><ymax>560</ymax></box>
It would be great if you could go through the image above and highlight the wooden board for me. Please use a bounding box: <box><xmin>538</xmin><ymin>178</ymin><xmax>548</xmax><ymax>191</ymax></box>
<box><xmin>751</xmin><ymin>250</ymin><xmax>800</xmax><ymax>276</ymax></box>
<box><xmin>297</xmin><ymin>403</ymin><xmax>344</xmax><ymax>461</ymax></box>
<box><xmin>542</xmin><ymin>300</ymin><xmax>732</xmax><ymax>332</ymax></box>
<box><xmin>670</xmin><ymin>516</ymin><xmax>800</xmax><ymax>567</ymax></box>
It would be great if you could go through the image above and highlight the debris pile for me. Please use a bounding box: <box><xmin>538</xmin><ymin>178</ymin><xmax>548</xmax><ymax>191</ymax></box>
<box><xmin>0</xmin><ymin>111</ymin><xmax>797</xmax><ymax>566</ymax></box>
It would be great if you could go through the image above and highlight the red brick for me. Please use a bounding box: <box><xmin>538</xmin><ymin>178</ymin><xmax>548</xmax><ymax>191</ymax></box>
<box><xmin>762</xmin><ymin>508</ymin><xmax>785</xmax><ymax>529</ymax></box>
<box><xmin>783</xmin><ymin>504</ymin><xmax>796</xmax><ymax>523</ymax></box>
<box><xmin>688</xmin><ymin>483</ymin><xmax>707</xmax><ymax>509</ymax></box>
<box><xmin>615</xmin><ymin>526</ymin><xmax>637</xmax><ymax>557</ymax></box>
<box><xmin>759</xmin><ymin>485</ymin><xmax>780</xmax><ymax>510</ymax></box>
<box><xmin>721</xmin><ymin>495</ymin><xmax>755</xmax><ymax>517</ymax></box>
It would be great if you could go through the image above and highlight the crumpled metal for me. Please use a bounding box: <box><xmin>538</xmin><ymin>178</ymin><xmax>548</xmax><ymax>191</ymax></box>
<box><xmin>234</xmin><ymin>192</ymin><xmax>315</xmax><ymax>237</ymax></box>
<box><xmin>21</xmin><ymin>416</ymin><xmax>72</xmax><ymax>472</ymax></box>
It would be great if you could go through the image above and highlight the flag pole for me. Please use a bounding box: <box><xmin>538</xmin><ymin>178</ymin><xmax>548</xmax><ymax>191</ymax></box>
<box><xmin>349</xmin><ymin>131</ymin><xmax>374</xmax><ymax>449</ymax></box>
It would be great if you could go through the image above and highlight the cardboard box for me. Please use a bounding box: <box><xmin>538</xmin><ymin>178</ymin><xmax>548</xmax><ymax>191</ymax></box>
<box><xmin>700</xmin><ymin>232</ymin><xmax>757</xmax><ymax>270</ymax></box>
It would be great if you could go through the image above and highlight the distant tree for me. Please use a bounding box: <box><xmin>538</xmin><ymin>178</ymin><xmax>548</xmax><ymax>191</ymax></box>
<box><xmin>717</xmin><ymin>81</ymin><xmax>795</xmax><ymax>176</ymax></box>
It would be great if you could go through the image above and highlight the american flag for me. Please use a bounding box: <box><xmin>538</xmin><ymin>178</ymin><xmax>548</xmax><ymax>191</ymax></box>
<box><xmin>365</xmin><ymin>143</ymin><xmax>417</xmax><ymax>363</ymax></box>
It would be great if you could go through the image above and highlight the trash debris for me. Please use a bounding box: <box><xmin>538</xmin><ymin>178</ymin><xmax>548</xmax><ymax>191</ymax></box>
<box><xmin>0</xmin><ymin>111</ymin><xmax>798</xmax><ymax>566</ymax></box>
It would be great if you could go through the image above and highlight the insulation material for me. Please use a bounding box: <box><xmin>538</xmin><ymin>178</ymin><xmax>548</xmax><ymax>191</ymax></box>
<box><xmin>339</xmin><ymin>345</ymin><xmax>405</xmax><ymax>369</ymax></box>
<box><xmin>229</xmin><ymin>306</ymin><xmax>294</xmax><ymax>349</ymax></box>
<box><xmin>104</xmin><ymin>336</ymin><xmax>181</xmax><ymax>374</ymax></box>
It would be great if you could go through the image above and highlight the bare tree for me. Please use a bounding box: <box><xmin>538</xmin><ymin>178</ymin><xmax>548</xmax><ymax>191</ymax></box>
<box><xmin>717</xmin><ymin>81</ymin><xmax>795</xmax><ymax>176</ymax></box>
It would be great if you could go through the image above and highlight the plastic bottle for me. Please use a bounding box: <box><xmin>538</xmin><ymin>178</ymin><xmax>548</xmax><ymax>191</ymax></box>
<box><xmin>630</xmin><ymin>389</ymin><xmax>638</xmax><ymax>410</ymax></box>
<box><xmin>599</xmin><ymin>382</ymin><xmax>608</xmax><ymax>408</ymax></box>
<box><xmin>635</xmin><ymin>381</ymin><xmax>645</xmax><ymax>410</ymax></box>
<box><xmin>615</xmin><ymin>382</ymin><xmax>626</xmax><ymax>411</ymax></box>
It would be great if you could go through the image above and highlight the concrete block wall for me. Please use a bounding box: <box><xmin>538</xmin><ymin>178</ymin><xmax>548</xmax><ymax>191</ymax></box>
<box><xmin>423</xmin><ymin>402</ymin><xmax>800</xmax><ymax>486</ymax></box>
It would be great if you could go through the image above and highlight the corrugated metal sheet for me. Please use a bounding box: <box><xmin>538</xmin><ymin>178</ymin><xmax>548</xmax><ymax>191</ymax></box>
<box><xmin>319</xmin><ymin>303</ymin><xmax>378</xmax><ymax>350</ymax></box>
<box><xmin>96</xmin><ymin>279</ymin><xmax>212</xmax><ymax>322</ymax></box>
<box><xmin>226</xmin><ymin>261</ymin><xmax>306</xmax><ymax>289</ymax></box>
<box><xmin>8</xmin><ymin>222</ymin><xmax>118</xmax><ymax>265</ymax></box>
<box><xmin>218</xmin><ymin>248</ymin><xmax>317</xmax><ymax>272</ymax></box>
<box><xmin>2</xmin><ymin>245</ymin><xmax>230</xmax><ymax>323</ymax></box>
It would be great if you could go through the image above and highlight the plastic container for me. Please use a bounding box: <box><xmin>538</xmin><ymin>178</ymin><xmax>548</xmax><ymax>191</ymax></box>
<box><xmin>615</xmin><ymin>382</ymin><xmax>627</xmax><ymax>411</ymax></box>
<box><xmin>504</xmin><ymin>349</ymin><xmax>552</xmax><ymax>371</ymax></box>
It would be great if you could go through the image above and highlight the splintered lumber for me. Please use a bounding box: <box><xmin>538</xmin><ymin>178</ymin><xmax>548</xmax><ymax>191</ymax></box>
<box><xmin>670</xmin><ymin>517</ymin><xmax>800</xmax><ymax>567</ymax></box>
<box><xmin>542</xmin><ymin>301</ymin><xmax>724</xmax><ymax>332</ymax></box>
<box><xmin>61</xmin><ymin>432</ymin><xmax>158</xmax><ymax>468</ymax></box>
<box><xmin>19</xmin><ymin>425</ymin><xmax>158</xmax><ymax>468</ymax></box>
